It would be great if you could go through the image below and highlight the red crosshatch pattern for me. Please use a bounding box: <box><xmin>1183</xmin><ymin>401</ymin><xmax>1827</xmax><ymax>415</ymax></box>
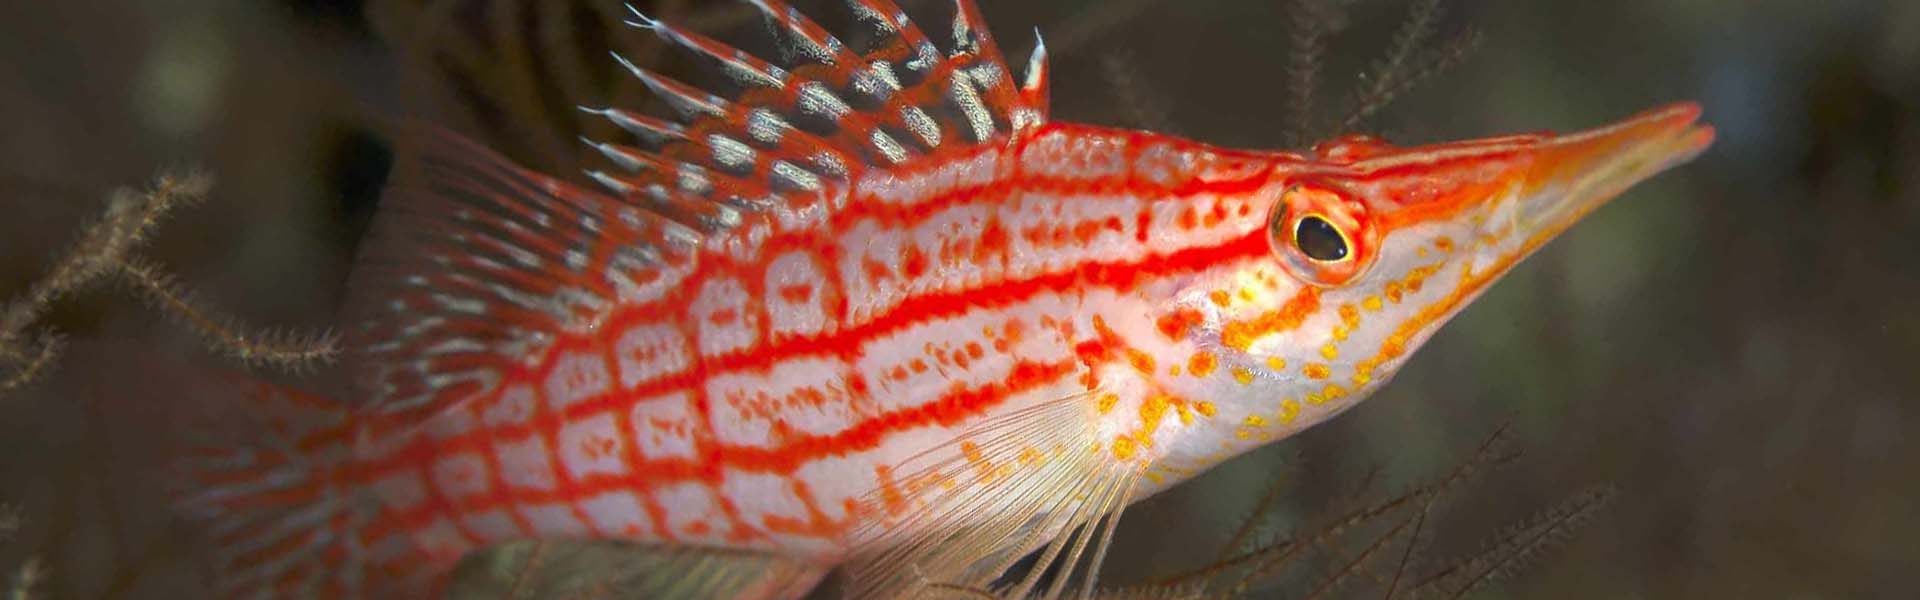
<box><xmin>356</xmin><ymin>128</ymin><xmax>1277</xmax><ymax>539</ymax></box>
<box><xmin>321</xmin><ymin>124</ymin><xmax>1302</xmax><ymax>579</ymax></box>
<box><xmin>172</xmin><ymin>0</ymin><xmax>1712</xmax><ymax>594</ymax></box>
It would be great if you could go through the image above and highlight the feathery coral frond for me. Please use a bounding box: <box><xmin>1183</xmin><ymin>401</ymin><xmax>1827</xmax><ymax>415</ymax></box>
<box><xmin>1284</xmin><ymin>0</ymin><xmax>1334</xmax><ymax>147</ymax></box>
<box><xmin>1344</xmin><ymin>0</ymin><xmax>1445</xmax><ymax>128</ymax></box>
<box><xmin>1409</xmin><ymin>484</ymin><xmax>1618</xmax><ymax>599</ymax></box>
<box><xmin>115</xmin><ymin>258</ymin><xmax>341</xmax><ymax>370</ymax></box>
<box><xmin>1338</xmin><ymin>27</ymin><xmax>1481</xmax><ymax>133</ymax></box>
<box><xmin>0</xmin><ymin>171</ymin><xmax>338</xmax><ymax>397</ymax></box>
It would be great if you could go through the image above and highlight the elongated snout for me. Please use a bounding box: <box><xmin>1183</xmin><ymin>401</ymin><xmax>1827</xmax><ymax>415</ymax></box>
<box><xmin>1514</xmin><ymin>102</ymin><xmax>1716</xmax><ymax>242</ymax></box>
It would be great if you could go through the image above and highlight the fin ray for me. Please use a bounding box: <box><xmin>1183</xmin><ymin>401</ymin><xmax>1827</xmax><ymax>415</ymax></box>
<box><xmin>173</xmin><ymin>376</ymin><xmax>379</xmax><ymax>598</ymax></box>
<box><xmin>344</xmin><ymin>126</ymin><xmax>697</xmax><ymax>422</ymax></box>
<box><xmin>845</xmin><ymin>388</ymin><xmax>1142</xmax><ymax>598</ymax></box>
<box><xmin>588</xmin><ymin>0</ymin><xmax>1048</xmax><ymax>227</ymax></box>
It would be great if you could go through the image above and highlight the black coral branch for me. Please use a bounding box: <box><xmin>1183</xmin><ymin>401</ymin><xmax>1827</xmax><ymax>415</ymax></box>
<box><xmin>1407</xmin><ymin>484</ymin><xmax>1618</xmax><ymax>599</ymax></box>
<box><xmin>0</xmin><ymin>172</ymin><xmax>338</xmax><ymax>396</ymax></box>
<box><xmin>1338</xmin><ymin>0</ymin><xmax>1481</xmax><ymax>133</ymax></box>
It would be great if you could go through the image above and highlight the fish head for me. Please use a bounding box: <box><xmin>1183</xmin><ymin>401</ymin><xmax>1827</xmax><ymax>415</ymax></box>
<box><xmin>1178</xmin><ymin>103</ymin><xmax>1712</xmax><ymax>426</ymax></box>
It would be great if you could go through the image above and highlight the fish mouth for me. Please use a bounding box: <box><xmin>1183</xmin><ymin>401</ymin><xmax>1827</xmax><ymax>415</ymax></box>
<box><xmin>1514</xmin><ymin>102</ymin><xmax>1716</xmax><ymax>243</ymax></box>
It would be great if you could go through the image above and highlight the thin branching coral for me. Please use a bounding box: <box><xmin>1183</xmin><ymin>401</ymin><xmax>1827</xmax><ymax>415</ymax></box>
<box><xmin>1284</xmin><ymin>0</ymin><xmax>1338</xmax><ymax>147</ymax></box>
<box><xmin>0</xmin><ymin>172</ymin><xmax>339</xmax><ymax>396</ymax></box>
<box><xmin>1400</xmin><ymin>484</ymin><xmax>1617</xmax><ymax>599</ymax></box>
<box><xmin>0</xmin><ymin>1</ymin><xmax>1602</xmax><ymax>597</ymax></box>
<box><xmin>885</xmin><ymin>422</ymin><xmax>1609</xmax><ymax>599</ymax></box>
<box><xmin>1175</xmin><ymin>427</ymin><xmax>1607</xmax><ymax>600</ymax></box>
<box><xmin>1335</xmin><ymin>0</ymin><xmax>1480</xmax><ymax>134</ymax></box>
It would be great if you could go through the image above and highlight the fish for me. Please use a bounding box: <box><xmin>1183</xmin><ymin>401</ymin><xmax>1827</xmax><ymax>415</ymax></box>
<box><xmin>171</xmin><ymin>0</ymin><xmax>1715</xmax><ymax>598</ymax></box>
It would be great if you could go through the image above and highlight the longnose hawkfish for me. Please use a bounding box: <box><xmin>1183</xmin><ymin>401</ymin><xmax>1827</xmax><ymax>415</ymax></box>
<box><xmin>174</xmin><ymin>0</ymin><xmax>1713</xmax><ymax>597</ymax></box>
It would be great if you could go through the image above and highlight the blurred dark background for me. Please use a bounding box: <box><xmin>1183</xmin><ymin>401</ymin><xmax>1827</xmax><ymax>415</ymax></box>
<box><xmin>2</xmin><ymin>0</ymin><xmax>1916</xmax><ymax>597</ymax></box>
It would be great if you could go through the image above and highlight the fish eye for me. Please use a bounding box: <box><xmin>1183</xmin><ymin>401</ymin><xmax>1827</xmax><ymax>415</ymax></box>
<box><xmin>1268</xmin><ymin>183</ymin><xmax>1377</xmax><ymax>287</ymax></box>
<box><xmin>1293</xmin><ymin>215</ymin><xmax>1350</xmax><ymax>262</ymax></box>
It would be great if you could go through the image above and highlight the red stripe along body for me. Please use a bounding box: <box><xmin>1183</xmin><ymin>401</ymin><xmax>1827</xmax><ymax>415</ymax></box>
<box><xmin>170</xmin><ymin>1</ymin><xmax>1714</xmax><ymax>597</ymax></box>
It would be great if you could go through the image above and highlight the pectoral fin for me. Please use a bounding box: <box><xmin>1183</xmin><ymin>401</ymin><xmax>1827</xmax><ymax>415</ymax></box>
<box><xmin>844</xmin><ymin>388</ymin><xmax>1145</xmax><ymax>599</ymax></box>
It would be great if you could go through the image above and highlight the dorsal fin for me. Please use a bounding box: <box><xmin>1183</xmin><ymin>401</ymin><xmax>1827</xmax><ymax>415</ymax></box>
<box><xmin>581</xmin><ymin>0</ymin><xmax>1048</xmax><ymax>226</ymax></box>
<box><xmin>346</xmin><ymin>1</ymin><xmax>1046</xmax><ymax>423</ymax></box>
<box><xmin>343</xmin><ymin>126</ymin><xmax>699</xmax><ymax>424</ymax></box>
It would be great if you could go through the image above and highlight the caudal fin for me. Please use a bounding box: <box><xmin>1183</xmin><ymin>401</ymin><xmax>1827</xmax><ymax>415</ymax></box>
<box><xmin>173</xmin><ymin>376</ymin><xmax>374</xmax><ymax>598</ymax></box>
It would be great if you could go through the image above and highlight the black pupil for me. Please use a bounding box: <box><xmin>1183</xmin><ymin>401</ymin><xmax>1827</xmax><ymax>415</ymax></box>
<box><xmin>1294</xmin><ymin>216</ymin><xmax>1349</xmax><ymax>261</ymax></box>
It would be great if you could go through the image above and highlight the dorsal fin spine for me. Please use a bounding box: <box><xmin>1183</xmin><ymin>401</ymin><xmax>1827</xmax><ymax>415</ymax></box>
<box><xmin>698</xmin><ymin>3</ymin><xmax>936</xmax><ymax>165</ymax></box>
<box><xmin>581</xmin><ymin>0</ymin><xmax>1048</xmax><ymax>235</ymax></box>
<box><xmin>946</xmin><ymin>73</ymin><xmax>993</xmax><ymax>143</ymax></box>
<box><xmin>581</xmin><ymin>137</ymin><xmax>658</xmax><ymax>172</ymax></box>
<box><xmin>580</xmin><ymin>106</ymin><xmax>684</xmax><ymax>144</ymax></box>
<box><xmin>580</xmin><ymin>106</ymin><xmax>785</xmax><ymax>211</ymax></box>
<box><xmin>952</xmin><ymin>0</ymin><xmax>1028</xmax><ymax>136</ymax></box>
<box><xmin>587</xmin><ymin>134</ymin><xmax>773</xmax><ymax>205</ymax></box>
<box><xmin>951</xmin><ymin>0</ymin><xmax>1008</xmax><ymax>71</ymax></box>
<box><xmin>1018</xmin><ymin>28</ymin><xmax>1049</xmax><ymax>128</ymax></box>
<box><xmin>585</xmin><ymin>167</ymin><xmax>730</xmax><ymax>233</ymax></box>
<box><xmin>628</xmin><ymin>6</ymin><xmax>792</xmax><ymax>90</ymax></box>
<box><xmin>747</xmin><ymin>0</ymin><xmax>853</xmax><ymax>66</ymax></box>
<box><xmin>845</xmin><ymin>0</ymin><xmax>940</xmax><ymax>78</ymax></box>
<box><xmin>611</xmin><ymin>52</ymin><xmax>727</xmax><ymax>119</ymax></box>
<box><xmin>346</xmin><ymin>126</ymin><xmax>705</xmax><ymax>420</ymax></box>
<box><xmin>587</xmin><ymin>161</ymin><xmax>750</xmax><ymax>233</ymax></box>
<box><xmin>603</xmin><ymin>45</ymin><xmax>903</xmax><ymax>172</ymax></box>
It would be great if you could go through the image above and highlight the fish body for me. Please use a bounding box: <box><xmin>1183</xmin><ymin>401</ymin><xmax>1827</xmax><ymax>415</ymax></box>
<box><xmin>174</xmin><ymin>1</ymin><xmax>1714</xmax><ymax>598</ymax></box>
